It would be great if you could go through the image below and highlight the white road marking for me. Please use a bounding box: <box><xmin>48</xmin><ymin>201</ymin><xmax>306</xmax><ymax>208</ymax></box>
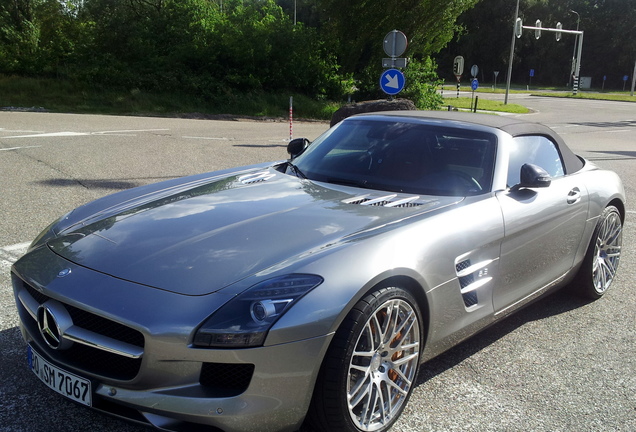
<box><xmin>0</xmin><ymin>146</ymin><xmax>42</xmax><ymax>151</ymax></box>
<box><xmin>92</xmin><ymin>129</ymin><xmax>170</xmax><ymax>135</ymax></box>
<box><xmin>2</xmin><ymin>129</ymin><xmax>170</xmax><ymax>139</ymax></box>
<box><xmin>183</xmin><ymin>136</ymin><xmax>229</xmax><ymax>140</ymax></box>
<box><xmin>0</xmin><ymin>242</ymin><xmax>30</xmax><ymax>272</ymax></box>
<box><xmin>3</xmin><ymin>132</ymin><xmax>88</xmax><ymax>138</ymax></box>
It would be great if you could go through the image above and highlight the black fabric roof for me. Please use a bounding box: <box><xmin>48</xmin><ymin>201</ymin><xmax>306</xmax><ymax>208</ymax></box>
<box><xmin>358</xmin><ymin>110</ymin><xmax>585</xmax><ymax>174</ymax></box>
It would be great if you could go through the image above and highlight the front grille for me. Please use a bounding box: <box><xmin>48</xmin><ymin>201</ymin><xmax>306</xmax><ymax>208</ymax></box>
<box><xmin>19</xmin><ymin>280</ymin><xmax>144</xmax><ymax>380</ymax></box>
<box><xmin>65</xmin><ymin>304</ymin><xmax>144</xmax><ymax>347</ymax></box>
<box><xmin>200</xmin><ymin>362</ymin><xmax>254</xmax><ymax>396</ymax></box>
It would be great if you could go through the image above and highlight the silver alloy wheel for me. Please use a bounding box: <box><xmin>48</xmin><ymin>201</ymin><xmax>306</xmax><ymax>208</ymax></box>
<box><xmin>592</xmin><ymin>209</ymin><xmax>622</xmax><ymax>294</ymax></box>
<box><xmin>347</xmin><ymin>298</ymin><xmax>420</xmax><ymax>431</ymax></box>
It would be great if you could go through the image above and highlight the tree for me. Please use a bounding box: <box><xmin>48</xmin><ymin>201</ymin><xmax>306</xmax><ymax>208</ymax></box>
<box><xmin>0</xmin><ymin>0</ymin><xmax>39</xmax><ymax>73</ymax></box>
<box><xmin>316</xmin><ymin>0</ymin><xmax>480</xmax><ymax>75</ymax></box>
<box><xmin>436</xmin><ymin>0</ymin><xmax>636</xmax><ymax>89</ymax></box>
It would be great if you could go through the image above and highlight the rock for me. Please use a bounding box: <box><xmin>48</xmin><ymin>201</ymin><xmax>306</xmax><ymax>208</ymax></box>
<box><xmin>330</xmin><ymin>99</ymin><xmax>417</xmax><ymax>127</ymax></box>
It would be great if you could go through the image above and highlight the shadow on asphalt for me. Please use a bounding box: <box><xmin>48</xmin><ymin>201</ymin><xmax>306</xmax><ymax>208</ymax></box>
<box><xmin>414</xmin><ymin>288</ymin><xmax>594</xmax><ymax>385</ymax></box>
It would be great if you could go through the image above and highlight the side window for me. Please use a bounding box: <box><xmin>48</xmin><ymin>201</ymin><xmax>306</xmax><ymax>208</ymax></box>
<box><xmin>507</xmin><ymin>135</ymin><xmax>565</xmax><ymax>186</ymax></box>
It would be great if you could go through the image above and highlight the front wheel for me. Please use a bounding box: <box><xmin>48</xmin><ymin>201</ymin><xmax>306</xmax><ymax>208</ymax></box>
<box><xmin>573</xmin><ymin>205</ymin><xmax>623</xmax><ymax>299</ymax></box>
<box><xmin>307</xmin><ymin>286</ymin><xmax>422</xmax><ymax>432</ymax></box>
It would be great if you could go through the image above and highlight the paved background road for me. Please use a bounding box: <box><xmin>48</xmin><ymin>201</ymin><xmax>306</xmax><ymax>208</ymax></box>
<box><xmin>1</xmin><ymin>97</ymin><xmax>634</xmax><ymax>431</ymax></box>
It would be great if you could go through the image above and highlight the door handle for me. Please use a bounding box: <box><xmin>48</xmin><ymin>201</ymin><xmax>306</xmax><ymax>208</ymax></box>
<box><xmin>567</xmin><ymin>187</ymin><xmax>581</xmax><ymax>204</ymax></box>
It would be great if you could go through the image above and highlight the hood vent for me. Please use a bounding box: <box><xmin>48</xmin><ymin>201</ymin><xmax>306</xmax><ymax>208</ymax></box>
<box><xmin>343</xmin><ymin>194</ymin><xmax>426</xmax><ymax>208</ymax></box>
<box><xmin>238</xmin><ymin>171</ymin><xmax>276</xmax><ymax>185</ymax></box>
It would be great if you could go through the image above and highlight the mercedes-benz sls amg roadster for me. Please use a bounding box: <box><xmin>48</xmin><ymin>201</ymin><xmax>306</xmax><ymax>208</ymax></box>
<box><xmin>12</xmin><ymin>111</ymin><xmax>625</xmax><ymax>432</ymax></box>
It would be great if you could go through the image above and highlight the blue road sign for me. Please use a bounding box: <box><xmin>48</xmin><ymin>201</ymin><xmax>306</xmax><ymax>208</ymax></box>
<box><xmin>380</xmin><ymin>69</ymin><xmax>405</xmax><ymax>95</ymax></box>
<box><xmin>471</xmin><ymin>79</ymin><xmax>479</xmax><ymax>91</ymax></box>
<box><xmin>624</xmin><ymin>75</ymin><xmax>629</xmax><ymax>81</ymax></box>
<box><xmin>530</xmin><ymin>69</ymin><xmax>535</xmax><ymax>77</ymax></box>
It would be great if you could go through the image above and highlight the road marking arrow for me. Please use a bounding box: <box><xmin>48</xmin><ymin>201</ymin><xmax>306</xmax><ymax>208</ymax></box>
<box><xmin>385</xmin><ymin>73</ymin><xmax>399</xmax><ymax>89</ymax></box>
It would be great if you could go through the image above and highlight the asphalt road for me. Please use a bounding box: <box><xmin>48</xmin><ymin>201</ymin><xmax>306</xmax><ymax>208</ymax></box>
<box><xmin>1</xmin><ymin>97</ymin><xmax>634</xmax><ymax>432</ymax></box>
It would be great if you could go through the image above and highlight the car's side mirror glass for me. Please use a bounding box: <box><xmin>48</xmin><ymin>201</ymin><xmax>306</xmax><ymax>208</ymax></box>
<box><xmin>510</xmin><ymin>163</ymin><xmax>552</xmax><ymax>191</ymax></box>
<box><xmin>287</xmin><ymin>138</ymin><xmax>310</xmax><ymax>159</ymax></box>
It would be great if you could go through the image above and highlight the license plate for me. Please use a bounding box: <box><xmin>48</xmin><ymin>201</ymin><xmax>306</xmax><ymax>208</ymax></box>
<box><xmin>28</xmin><ymin>345</ymin><xmax>92</xmax><ymax>406</ymax></box>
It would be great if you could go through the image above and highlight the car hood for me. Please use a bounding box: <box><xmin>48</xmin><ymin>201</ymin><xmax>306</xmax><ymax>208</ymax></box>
<box><xmin>48</xmin><ymin>168</ymin><xmax>460</xmax><ymax>295</ymax></box>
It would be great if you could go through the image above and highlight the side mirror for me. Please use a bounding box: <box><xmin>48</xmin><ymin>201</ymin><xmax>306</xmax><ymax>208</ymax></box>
<box><xmin>287</xmin><ymin>138</ymin><xmax>310</xmax><ymax>159</ymax></box>
<box><xmin>510</xmin><ymin>163</ymin><xmax>552</xmax><ymax>191</ymax></box>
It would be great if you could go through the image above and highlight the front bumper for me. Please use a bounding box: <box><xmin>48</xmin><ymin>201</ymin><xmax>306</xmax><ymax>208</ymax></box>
<box><xmin>12</xmin><ymin>247</ymin><xmax>332</xmax><ymax>432</ymax></box>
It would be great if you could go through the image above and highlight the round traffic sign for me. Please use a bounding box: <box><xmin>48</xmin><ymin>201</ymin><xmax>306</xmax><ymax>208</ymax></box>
<box><xmin>471</xmin><ymin>79</ymin><xmax>479</xmax><ymax>91</ymax></box>
<box><xmin>383</xmin><ymin>30</ymin><xmax>408</xmax><ymax>57</ymax></box>
<box><xmin>380</xmin><ymin>69</ymin><xmax>405</xmax><ymax>95</ymax></box>
<box><xmin>471</xmin><ymin>65</ymin><xmax>479</xmax><ymax>78</ymax></box>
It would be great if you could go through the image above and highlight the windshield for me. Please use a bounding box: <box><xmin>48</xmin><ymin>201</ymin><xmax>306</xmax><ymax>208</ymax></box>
<box><xmin>290</xmin><ymin>118</ymin><xmax>497</xmax><ymax>196</ymax></box>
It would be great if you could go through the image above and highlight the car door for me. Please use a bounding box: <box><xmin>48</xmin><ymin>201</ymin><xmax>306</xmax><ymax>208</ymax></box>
<box><xmin>494</xmin><ymin>135</ymin><xmax>589</xmax><ymax>313</ymax></box>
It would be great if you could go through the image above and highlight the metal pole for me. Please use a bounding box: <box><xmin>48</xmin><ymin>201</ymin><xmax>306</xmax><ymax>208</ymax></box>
<box><xmin>631</xmin><ymin>60</ymin><xmax>636</xmax><ymax>97</ymax></box>
<box><xmin>504</xmin><ymin>0</ymin><xmax>520</xmax><ymax>105</ymax></box>
<box><xmin>573</xmin><ymin>31</ymin><xmax>583</xmax><ymax>95</ymax></box>
<box><xmin>294</xmin><ymin>0</ymin><xmax>297</xmax><ymax>25</ymax></box>
<box><xmin>568</xmin><ymin>10</ymin><xmax>580</xmax><ymax>87</ymax></box>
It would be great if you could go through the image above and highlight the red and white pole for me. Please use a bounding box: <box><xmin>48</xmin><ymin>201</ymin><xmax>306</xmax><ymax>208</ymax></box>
<box><xmin>289</xmin><ymin>96</ymin><xmax>293</xmax><ymax>141</ymax></box>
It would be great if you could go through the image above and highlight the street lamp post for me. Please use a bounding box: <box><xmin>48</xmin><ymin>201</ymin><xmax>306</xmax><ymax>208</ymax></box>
<box><xmin>568</xmin><ymin>9</ymin><xmax>580</xmax><ymax>87</ymax></box>
<box><xmin>504</xmin><ymin>0</ymin><xmax>521</xmax><ymax>105</ymax></box>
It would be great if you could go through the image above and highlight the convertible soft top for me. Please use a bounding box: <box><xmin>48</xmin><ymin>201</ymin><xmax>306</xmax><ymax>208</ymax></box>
<box><xmin>356</xmin><ymin>110</ymin><xmax>585</xmax><ymax>175</ymax></box>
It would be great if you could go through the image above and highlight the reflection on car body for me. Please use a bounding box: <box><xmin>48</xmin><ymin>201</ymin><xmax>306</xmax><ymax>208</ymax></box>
<box><xmin>12</xmin><ymin>111</ymin><xmax>625</xmax><ymax>432</ymax></box>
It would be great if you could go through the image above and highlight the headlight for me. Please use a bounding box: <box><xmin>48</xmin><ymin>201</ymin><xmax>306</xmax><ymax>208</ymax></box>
<box><xmin>193</xmin><ymin>274</ymin><xmax>323</xmax><ymax>348</ymax></box>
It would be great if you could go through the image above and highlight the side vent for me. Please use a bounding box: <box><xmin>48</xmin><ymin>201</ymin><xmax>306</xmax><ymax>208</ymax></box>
<box><xmin>455</xmin><ymin>258</ymin><xmax>493</xmax><ymax>308</ymax></box>
<box><xmin>238</xmin><ymin>171</ymin><xmax>276</xmax><ymax>185</ymax></box>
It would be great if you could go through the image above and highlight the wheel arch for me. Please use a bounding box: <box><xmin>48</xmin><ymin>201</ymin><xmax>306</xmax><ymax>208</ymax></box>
<box><xmin>359</xmin><ymin>274</ymin><xmax>431</xmax><ymax>353</ymax></box>
<box><xmin>608</xmin><ymin>198</ymin><xmax>626</xmax><ymax>223</ymax></box>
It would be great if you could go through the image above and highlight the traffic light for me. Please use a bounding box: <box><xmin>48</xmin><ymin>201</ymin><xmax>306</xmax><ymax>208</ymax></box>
<box><xmin>556</xmin><ymin>22</ymin><xmax>562</xmax><ymax>41</ymax></box>
<box><xmin>515</xmin><ymin>18</ymin><xmax>523</xmax><ymax>38</ymax></box>
<box><xmin>535</xmin><ymin>20</ymin><xmax>542</xmax><ymax>39</ymax></box>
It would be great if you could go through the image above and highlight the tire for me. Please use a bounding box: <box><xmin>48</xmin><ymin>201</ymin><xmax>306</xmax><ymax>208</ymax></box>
<box><xmin>307</xmin><ymin>286</ymin><xmax>422</xmax><ymax>432</ymax></box>
<box><xmin>573</xmin><ymin>205</ymin><xmax>623</xmax><ymax>299</ymax></box>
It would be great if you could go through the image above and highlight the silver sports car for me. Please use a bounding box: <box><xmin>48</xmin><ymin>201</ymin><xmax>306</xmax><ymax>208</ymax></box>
<box><xmin>12</xmin><ymin>111</ymin><xmax>625</xmax><ymax>432</ymax></box>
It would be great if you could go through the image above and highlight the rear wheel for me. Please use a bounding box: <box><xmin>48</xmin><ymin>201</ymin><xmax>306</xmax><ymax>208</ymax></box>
<box><xmin>573</xmin><ymin>205</ymin><xmax>622</xmax><ymax>299</ymax></box>
<box><xmin>308</xmin><ymin>286</ymin><xmax>422</xmax><ymax>432</ymax></box>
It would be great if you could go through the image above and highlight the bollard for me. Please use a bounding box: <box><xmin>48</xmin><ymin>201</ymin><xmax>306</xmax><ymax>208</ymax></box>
<box><xmin>473</xmin><ymin>96</ymin><xmax>478</xmax><ymax>113</ymax></box>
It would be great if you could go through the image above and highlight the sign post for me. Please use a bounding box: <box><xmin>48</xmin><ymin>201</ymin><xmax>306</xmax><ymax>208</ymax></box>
<box><xmin>471</xmin><ymin>78</ymin><xmax>479</xmax><ymax>111</ymax></box>
<box><xmin>470</xmin><ymin>65</ymin><xmax>479</xmax><ymax>110</ymax></box>
<box><xmin>529</xmin><ymin>69</ymin><xmax>535</xmax><ymax>88</ymax></box>
<box><xmin>380</xmin><ymin>30</ymin><xmax>408</xmax><ymax>96</ymax></box>
<box><xmin>380</xmin><ymin>69</ymin><xmax>406</xmax><ymax>96</ymax></box>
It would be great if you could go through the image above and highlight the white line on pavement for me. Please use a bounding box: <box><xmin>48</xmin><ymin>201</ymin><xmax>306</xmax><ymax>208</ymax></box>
<box><xmin>0</xmin><ymin>242</ymin><xmax>30</xmax><ymax>271</ymax></box>
<box><xmin>0</xmin><ymin>146</ymin><xmax>42</xmax><ymax>151</ymax></box>
<box><xmin>183</xmin><ymin>136</ymin><xmax>229</xmax><ymax>140</ymax></box>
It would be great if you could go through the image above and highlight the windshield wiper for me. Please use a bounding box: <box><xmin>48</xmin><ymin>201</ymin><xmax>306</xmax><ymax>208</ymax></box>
<box><xmin>287</xmin><ymin>161</ymin><xmax>307</xmax><ymax>179</ymax></box>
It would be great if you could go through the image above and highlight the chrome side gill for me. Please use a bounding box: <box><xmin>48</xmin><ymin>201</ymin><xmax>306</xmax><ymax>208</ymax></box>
<box><xmin>18</xmin><ymin>287</ymin><xmax>143</xmax><ymax>359</ymax></box>
<box><xmin>455</xmin><ymin>258</ymin><xmax>494</xmax><ymax>308</ymax></box>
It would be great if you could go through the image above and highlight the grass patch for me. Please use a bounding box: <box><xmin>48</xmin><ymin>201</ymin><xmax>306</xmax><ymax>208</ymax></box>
<box><xmin>0</xmin><ymin>75</ymin><xmax>339</xmax><ymax>120</ymax></box>
<box><xmin>441</xmin><ymin>96</ymin><xmax>529</xmax><ymax>114</ymax></box>
<box><xmin>531</xmin><ymin>91</ymin><xmax>636</xmax><ymax>103</ymax></box>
